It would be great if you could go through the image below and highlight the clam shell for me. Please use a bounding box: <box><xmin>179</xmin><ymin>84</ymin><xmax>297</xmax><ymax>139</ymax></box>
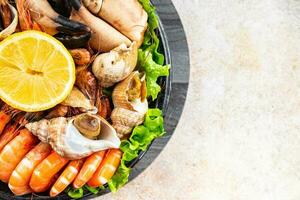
<box><xmin>0</xmin><ymin>4</ymin><xmax>18</xmax><ymax>40</ymax></box>
<box><xmin>25</xmin><ymin>113</ymin><xmax>120</xmax><ymax>159</ymax></box>
<box><xmin>92</xmin><ymin>42</ymin><xmax>138</xmax><ymax>87</ymax></box>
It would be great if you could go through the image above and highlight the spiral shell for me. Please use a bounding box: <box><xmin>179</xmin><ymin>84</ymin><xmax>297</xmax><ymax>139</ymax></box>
<box><xmin>92</xmin><ymin>42</ymin><xmax>138</xmax><ymax>88</ymax></box>
<box><xmin>111</xmin><ymin>71</ymin><xmax>148</xmax><ymax>139</ymax></box>
<box><xmin>111</xmin><ymin>108</ymin><xmax>145</xmax><ymax>139</ymax></box>
<box><xmin>25</xmin><ymin>113</ymin><xmax>120</xmax><ymax>159</ymax></box>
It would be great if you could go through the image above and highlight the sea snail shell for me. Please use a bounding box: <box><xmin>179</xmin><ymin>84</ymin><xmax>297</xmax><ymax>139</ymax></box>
<box><xmin>25</xmin><ymin>113</ymin><xmax>120</xmax><ymax>159</ymax></box>
<box><xmin>111</xmin><ymin>71</ymin><xmax>148</xmax><ymax>139</ymax></box>
<box><xmin>92</xmin><ymin>42</ymin><xmax>138</xmax><ymax>88</ymax></box>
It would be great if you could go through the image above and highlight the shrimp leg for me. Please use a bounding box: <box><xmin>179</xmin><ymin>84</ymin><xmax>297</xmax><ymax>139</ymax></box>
<box><xmin>0</xmin><ymin>110</ymin><xmax>10</xmax><ymax>135</ymax></box>
<box><xmin>29</xmin><ymin>151</ymin><xmax>69</xmax><ymax>193</ymax></box>
<box><xmin>0</xmin><ymin>105</ymin><xmax>21</xmax><ymax>135</ymax></box>
<box><xmin>87</xmin><ymin>149</ymin><xmax>122</xmax><ymax>187</ymax></box>
<box><xmin>0</xmin><ymin>129</ymin><xmax>38</xmax><ymax>182</ymax></box>
<box><xmin>8</xmin><ymin>142</ymin><xmax>52</xmax><ymax>196</ymax></box>
<box><xmin>0</xmin><ymin>121</ymin><xmax>20</xmax><ymax>151</ymax></box>
<box><xmin>73</xmin><ymin>151</ymin><xmax>106</xmax><ymax>189</ymax></box>
<box><xmin>50</xmin><ymin>159</ymin><xmax>84</xmax><ymax>197</ymax></box>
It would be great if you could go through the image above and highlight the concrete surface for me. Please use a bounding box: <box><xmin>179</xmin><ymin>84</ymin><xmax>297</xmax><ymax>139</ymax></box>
<box><xmin>99</xmin><ymin>0</ymin><xmax>300</xmax><ymax>199</ymax></box>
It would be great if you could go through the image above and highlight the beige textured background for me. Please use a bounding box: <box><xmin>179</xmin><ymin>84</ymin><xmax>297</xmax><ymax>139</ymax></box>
<box><xmin>99</xmin><ymin>0</ymin><xmax>300</xmax><ymax>199</ymax></box>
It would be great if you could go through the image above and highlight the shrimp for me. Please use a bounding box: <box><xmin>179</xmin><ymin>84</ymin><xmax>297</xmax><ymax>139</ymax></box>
<box><xmin>15</xmin><ymin>0</ymin><xmax>41</xmax><ymax>31</ymax></box>
<box><xmin>75</xmin><ymin>68</ymin><xmax>97</xmax><ymax>105</ymax></box>
<box><xmin>87</xmin><ymin>149</ymin><xmax>122</xmax><ymax>187</ymax></box>
<box><xmin>8</xmin><ymin>142</ymin><xmax>52</xmax><ymax>196</ymax></box>
<box><xmin>29</xmin><ymin>151</ymin><xmax>69</xmax><ymax>193</ymax></box>
<box><xmin>0</xmin><ymin>115</ymin><xmax>25</xmax><ymax>151</ymax></box>
<box><xmin>0</xmin><ymin>105</ymin><xmax>20</xmax><ymax>135</ymax></box>
<box><xmin>73</xmin><ymin>151</ymin><xmax>106</xmax><ymax>189</ymax></box>
<box><xmin>0</xmin><ymin>129</ymin><xmax>38</xmax><ymax>183</ymax></box>
<box><xmin>95</xmin><ymin>86</ymin><xmax>112</xmax><ymax>119</ymax></box>
<box><xmin>97</xmin><ymin>95</ymin><xmax>112</xmax><ymax>119</ymax></box>
<box><xmin>50</xmin><ymin>159</ymin><xmax>84</xmax><ymax>197</ymax></box>
<box><xmin>69</xmin><ymin>48</ymin><xmax>91</xmax><ymax>66</ymax></box>
<box><xmin>0</xmin><ymin>112</ymin><xmax>41</xmax><ymax>151</ymax></box>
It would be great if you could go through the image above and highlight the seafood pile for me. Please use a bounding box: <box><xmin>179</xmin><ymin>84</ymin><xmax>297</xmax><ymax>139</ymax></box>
<box><xmin>0</xmin><ymin>0</ymin><xmax>169</xmax><ymax>198</ymax></box>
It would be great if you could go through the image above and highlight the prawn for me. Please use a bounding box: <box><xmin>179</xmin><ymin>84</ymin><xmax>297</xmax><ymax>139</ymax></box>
<box><xmin>0</xmin><ymin>112</ymin><xmax>42</xmax><ymax>151</ymax></box>
<box><xmin>29</xmin><ymin>151</ymin><xmax>69</xmax><ymax>193</ymax></box>
<box><xmin>87</xmin><ymin>149</ymin><xmax>122</xmax><ymax>187</ymax></box>
<box><xmin>0</xmin><ymin>129</ymin><xmax>38</xmax><ymax>183</ymax></box>
<box><xmin>50</xmin><ymin>159</ymin><xmax>84</xmax><ymax>197</ymax></box>
<box><xmin>73</xmin><ymin>151</ymin><xmax>106</xmax><ymax>189</ymax></box>
<box><xmin>95</xmin><ymin>86</ymin><xmax>111</xmax><ymax>119</ymax></box>
<box><xmin>0</xmin><ymin>114</ymin><xmax>25</xmax><ymax>151</ymax></box>
<box><xmin>15</xmin><ymin>0</ymin><xmax>42</xmax><ymax>31</ymax></box>
<box><xmin>69</xmin><ymin>48</ymin><xmax>91</xmax><ymax>66</ymax></box>
<box><xmin>8</xmin><ymin>142</ymin><xmax>52</xmax><ymax>196</ymax></box>
<box><xmin>0</xmin><ymin>105</ymin><xmax>20</xmax><ymax>135</ymax></box>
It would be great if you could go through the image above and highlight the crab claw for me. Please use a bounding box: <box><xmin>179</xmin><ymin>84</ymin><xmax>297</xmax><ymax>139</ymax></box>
<box><xmin>70</xmin><ymin>0</ymin><xmax>131</xmax><ymax>52</ymax></box>
<box><xmin>16</xmin><ymin>0</ymin><xmax>91</xmax><ymax>48</ymax></box>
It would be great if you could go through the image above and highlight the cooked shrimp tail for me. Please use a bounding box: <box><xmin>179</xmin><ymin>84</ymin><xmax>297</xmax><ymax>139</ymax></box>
<box><xmin>87</xmin><ymin>149</ymin><xmax>122</xmax><ymax>187</ymax></box>
<box><xmin>29</xmin><ymin>151</ymin><xmax>69</xmax><ymax>192</ymax></box>
<box><xmin>0</xmin><ymin>105</ymin><xmax>21</xmax><ymax>135</ymax></box>
<box><xmin>0</xmin><ymin>129</ymin><xmax>38</xmax><ymax>183</ymax></box>
<box><xmin>50</xmin><ymin>159</ymin><xmax>84</xmax><ymax>197</ymax></box>
<box><xmin>73</xmin><ymin>151</ymin><xmax>106</xmax><ymax>188</ymax></box>
<box><xmin>8</xmin><ymin>142</ymin><xmax>52</xmax><ymax>196</ymax></box>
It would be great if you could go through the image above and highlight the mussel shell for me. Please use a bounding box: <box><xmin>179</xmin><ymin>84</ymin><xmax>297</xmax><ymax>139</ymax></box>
<box><xmin>54</xmin><ymin>32</ymin><xmax>91</xmax><ymax>49</ymax></box>
<box><xmin>48</xmin><ymin>0</ymin><xmax>72</xmax><ymax>17</ymax></box>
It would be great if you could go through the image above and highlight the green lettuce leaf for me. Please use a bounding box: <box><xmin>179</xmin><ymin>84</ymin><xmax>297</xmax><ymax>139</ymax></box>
<box><xmin>67</xmin><ymin>188</ymin><xmax>83</xmax><ymax>199</ymax></box>
<box><xmin>66</xmin><ymin>184</ymin><xmax>106</xmax><ymax>198</ymax></box>
<box><xmin>138</xmin><ymin>0</ymin><xmax>164</xmax><ymax>64</ymax></box>
<box><xmin>138</xmin><ymin>0</ymin><xmax>170</xmax><ymax>100</ymax></box>
<box><xmin>138</xmin><ymin>50</ymin><xmax>170</xmax><ymax>100</ymax></box>
<box><xmin>83</xmin><ymin>185</ymin><xmax>99</xmax><ymax>194</ymax></box>
<box><xmin>108</xmin><ymin>109</ymin><xmax>165</xmax><ymax>192</ymax></box>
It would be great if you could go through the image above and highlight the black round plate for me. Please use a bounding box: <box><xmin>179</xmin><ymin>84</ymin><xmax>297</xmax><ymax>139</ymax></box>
<box><xmin>0</xmin><ymin>0</ymin><xmax>189</xmax><ymax>199</ymax></box>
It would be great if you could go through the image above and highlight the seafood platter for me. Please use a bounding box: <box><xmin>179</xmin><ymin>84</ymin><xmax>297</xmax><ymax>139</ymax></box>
<box><xmin>0</xmin><ymin>0</ymin><xmax>178</xmax><ymax>199</ymax></box>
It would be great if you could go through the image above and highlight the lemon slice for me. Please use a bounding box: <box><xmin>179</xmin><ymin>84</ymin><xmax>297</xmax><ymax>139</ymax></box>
<box><xmin>0</xmin><ymin>31</ymin><xmax>75</xmax><ymax>112</ymax></box>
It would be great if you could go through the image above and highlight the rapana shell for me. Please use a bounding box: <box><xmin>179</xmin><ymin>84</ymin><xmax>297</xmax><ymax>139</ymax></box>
<box><xmin>111</xmin><ymin>107</ymin><xmax>145</xmax><ymax>139</ymax></box>
<box><xmin>112</xmin><ymin>71</ymin><xmax>148</xmax><ymax>113</ymax></box>
<box><xmin>92</xmin><ymin>42</ymin><xmax>138</xmax><ymax>88</ymax></box>
<box><xmin>111</xmin><ymin>71</ymin><xmax>148</xmax><ymax>139</ymax></box>
<box><xmin>25</xmin><ymin>113</ymin><xmax>120</xmax><ymax>160</ymax></box>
